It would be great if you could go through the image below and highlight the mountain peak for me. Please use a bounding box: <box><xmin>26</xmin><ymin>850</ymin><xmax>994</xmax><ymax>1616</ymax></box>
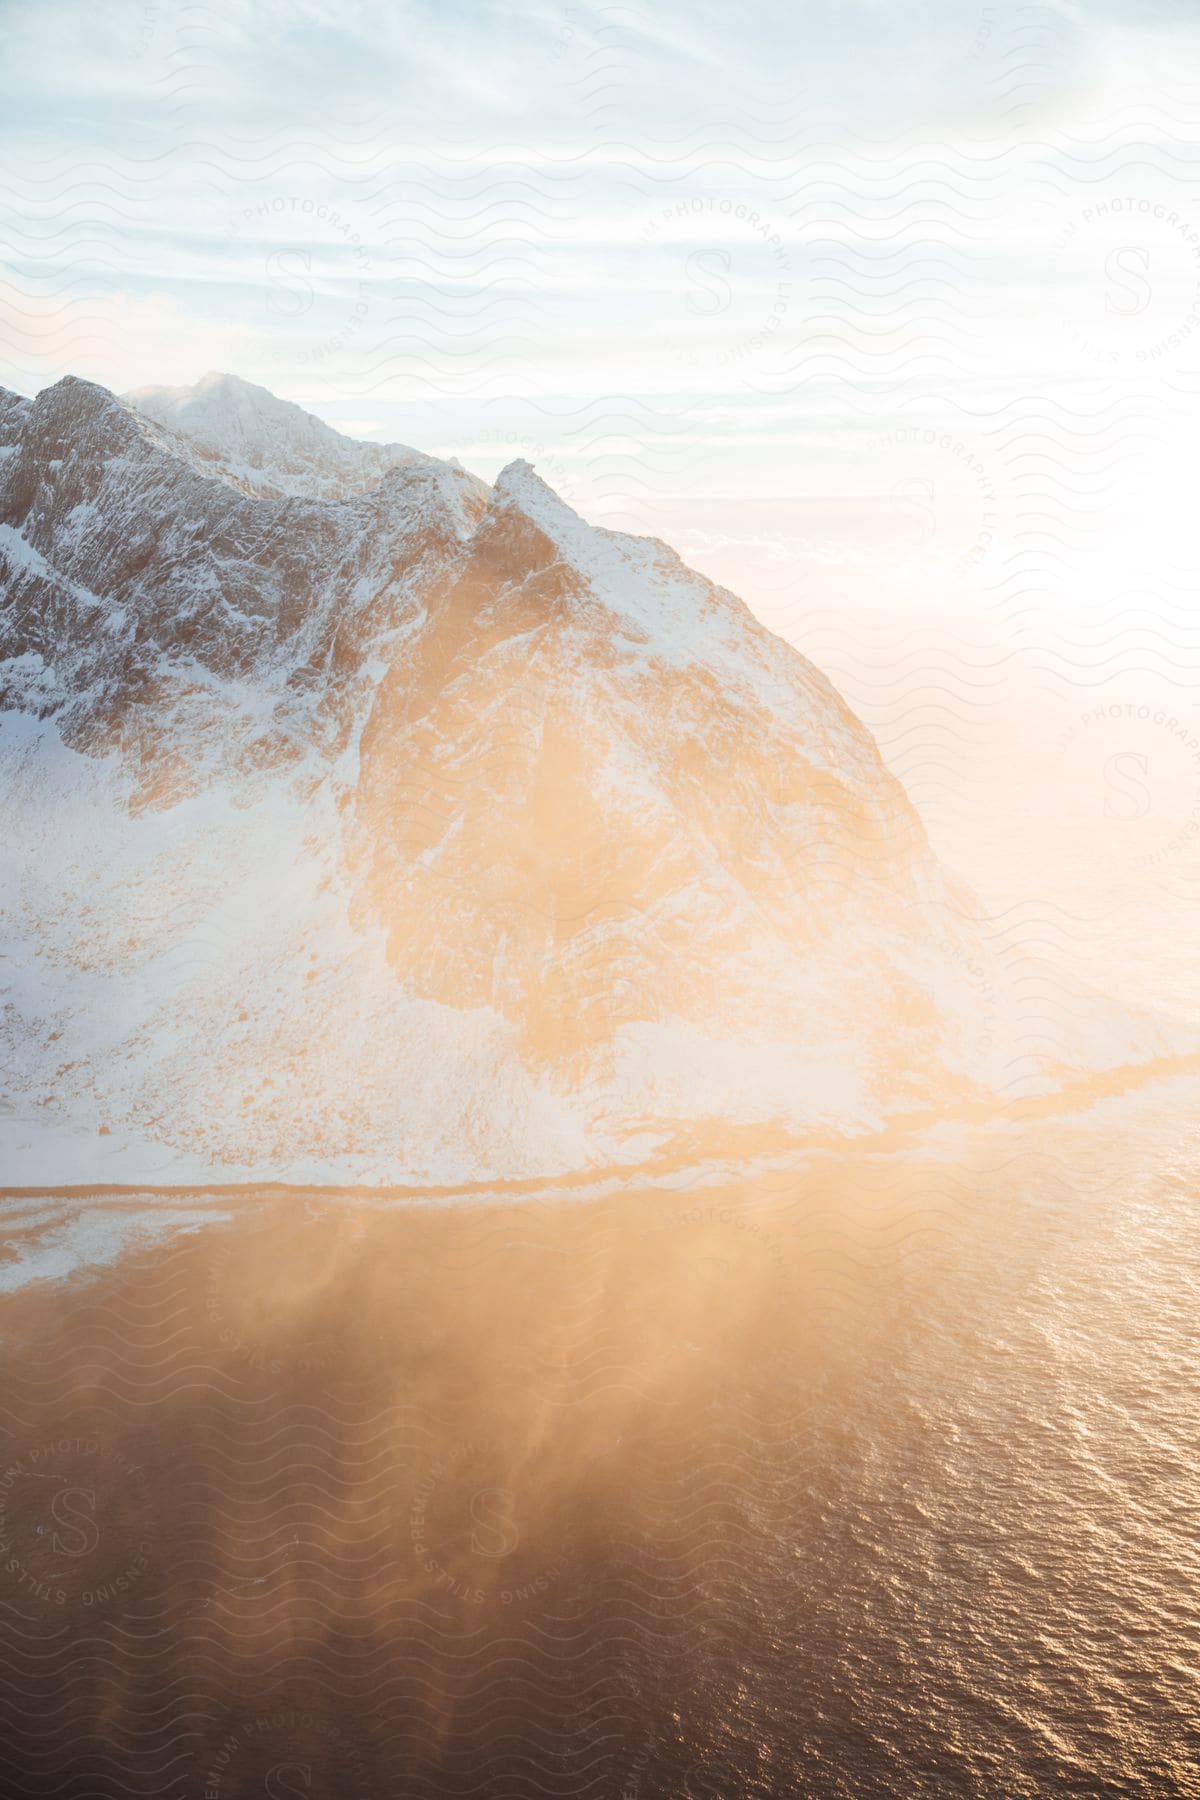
<box><xmin>493</xmin><ymin>458</ymin><xmax>561</xmax><ymax>505</ymax></box>
<box><xmin>39</xmin><ymin>373</ymin><xmax>129</xmax><ymax>422</ymax></box>
<box><xmin>126</xmin><ymin>369</ymin><xmax>361</xmax><ymax>456</ymax></box>
<box><xmin>19</xmin><ymin>374</ymin><xmax>143</xmax><ymax>458</ymax></box>
<box><xmin>199</xmin><ymin>370</ymin><xmax>304</xmax><ymax>418</ymax></box>
<box><xmin>489</xmin><ymin>457</ymin><xmax>593</xmax><ymax>552</ymax></box>
<box><xmin>494</xmin><ymin>456</ymin><xmax>536</xmax><ymax>483</ymax></box>
<box><xmin>123</xmin><ymin>371</ymin><xmax>482</xmax><ymax>507</ymax></box>
<box><xmin>197</xmin><ymin>368</ymin><xmax>264</xmax><ymax>390</ymax></box>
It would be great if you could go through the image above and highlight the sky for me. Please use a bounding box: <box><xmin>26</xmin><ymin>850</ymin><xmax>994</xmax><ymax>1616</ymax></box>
<box><xmin>2</xmin><ymin>0</ymin><xmax>1200</xmax><ymax>997</ymax></box>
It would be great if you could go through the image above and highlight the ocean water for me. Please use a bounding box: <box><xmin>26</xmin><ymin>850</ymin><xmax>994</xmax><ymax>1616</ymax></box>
<box><xmin>0</xmin><ymin>1078</ymin><xmax>1197</xmax><ymax>1798</ymax></box>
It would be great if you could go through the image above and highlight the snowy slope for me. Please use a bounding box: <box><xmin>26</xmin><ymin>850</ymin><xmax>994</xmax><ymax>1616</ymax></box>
<box><xmin>0</xmin><ymin>375</ymin><xmax>1186</xmax><ymax>1185</ymax></box>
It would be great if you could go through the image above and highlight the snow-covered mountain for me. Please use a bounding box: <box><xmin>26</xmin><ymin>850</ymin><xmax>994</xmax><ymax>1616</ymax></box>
<box><xmin>0</xmin><ymin>374</ymin><xmax>1183</xmax><ymax>1185</ymax></box>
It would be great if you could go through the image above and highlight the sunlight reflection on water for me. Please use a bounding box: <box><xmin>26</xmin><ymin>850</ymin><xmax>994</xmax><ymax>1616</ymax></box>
<box><xmin>0</xmin><ymin>1078</ymin><xmax>1196</xmax><ymax>1797</ymax></box>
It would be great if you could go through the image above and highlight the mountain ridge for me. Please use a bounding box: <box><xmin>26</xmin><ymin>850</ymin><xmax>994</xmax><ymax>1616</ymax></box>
<box><xmin>125</xmin><ymin>369</ymin><xmax>482</xmax><ymax>506</ymax></box>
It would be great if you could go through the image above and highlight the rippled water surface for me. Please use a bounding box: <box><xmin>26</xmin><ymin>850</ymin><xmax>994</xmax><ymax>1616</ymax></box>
<box><xmin>0</xmin><ymin>1079</ymin><xmax>1197</xmax><ymax>1797</ymax></box>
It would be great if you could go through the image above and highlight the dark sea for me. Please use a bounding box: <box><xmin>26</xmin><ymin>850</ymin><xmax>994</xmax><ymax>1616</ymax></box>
<box><xmin>0</xmin><ymin>1076</ymin><xmax>1197</xmax><ymax>1798</ymax></box>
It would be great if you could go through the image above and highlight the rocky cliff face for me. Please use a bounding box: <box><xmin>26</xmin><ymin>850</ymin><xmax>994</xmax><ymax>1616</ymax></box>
<box><xmin>0</xmin><ymin>375</ymin><xmax>1171</xmax><ymax>1185</ymax></box>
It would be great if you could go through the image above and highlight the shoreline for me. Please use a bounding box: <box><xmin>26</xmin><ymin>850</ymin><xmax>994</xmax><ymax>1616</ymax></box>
<box><xmin>3</xmin><ymin>1048</ymin><xmax>1198</xmax><ymax>1207</ymax></box>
